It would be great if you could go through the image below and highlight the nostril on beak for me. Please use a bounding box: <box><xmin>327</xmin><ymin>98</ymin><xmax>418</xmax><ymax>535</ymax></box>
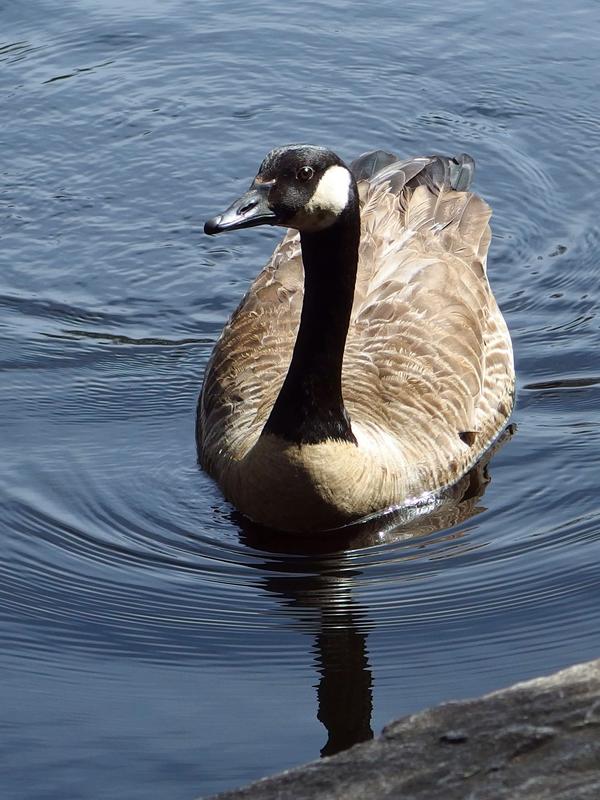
<box><xmin>238</xmin><ymin>199</ymin><xmax>259</xmax><ymax>215</ymax></box>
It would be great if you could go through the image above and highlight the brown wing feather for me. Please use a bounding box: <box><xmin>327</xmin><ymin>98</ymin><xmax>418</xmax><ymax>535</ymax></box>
<box><xmin>198</xmin><ymin>232</ymin><xmax>303</xmax><ymax>472</ymax></box>
<box><xmin>343</xmin><ymin>176</ymin><xmax>513</xmax><ymax>490</ymax></box>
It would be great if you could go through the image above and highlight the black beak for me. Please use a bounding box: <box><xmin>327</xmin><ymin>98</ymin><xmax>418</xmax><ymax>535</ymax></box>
<box><xmin>204</xmin><ymin>183</ymin><xmax>277</xmax><ymax>235</ymax></box>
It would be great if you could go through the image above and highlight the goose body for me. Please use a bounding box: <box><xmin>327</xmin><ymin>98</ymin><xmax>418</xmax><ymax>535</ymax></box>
<box><xmin>198</xmin><ymin>145</ymin><xmax>514</xmax><ymax>532</ymax></box>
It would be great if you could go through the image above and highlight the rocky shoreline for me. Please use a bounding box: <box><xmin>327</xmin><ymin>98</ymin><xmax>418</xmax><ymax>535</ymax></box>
<box><xmin>204</xmin><ymin>659</ymin><xmax>600</xmax><ymax>800</ymax></box>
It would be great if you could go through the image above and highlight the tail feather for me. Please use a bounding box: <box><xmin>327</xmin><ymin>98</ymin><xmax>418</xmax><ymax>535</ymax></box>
<box><xmin>353</xmin><ymin>149</ymin><xmax>488</xmax><ymax>265</ymax></box>
<box><xmin>350</xmin><ymin>150</ymin><xmax>398</xmax><ymax>181</ymax></box>
<box><xmin>351</xmin><ymin>150</ymin><xmax>476</xmax><ymax>196</ymax></box>
<box><xmin>448</xmin><ymin>153</ymin><xmax>475</xmax><ymax>191</ymax></box>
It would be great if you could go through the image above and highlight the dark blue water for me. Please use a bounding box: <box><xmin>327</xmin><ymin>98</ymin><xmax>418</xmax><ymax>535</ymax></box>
<box><xmin>2</xmin><ymin>1</ymin><xmax>600</xmax><ymax>798</ymax></box>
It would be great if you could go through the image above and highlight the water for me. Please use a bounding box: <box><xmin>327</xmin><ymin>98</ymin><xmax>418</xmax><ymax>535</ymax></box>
<box><xmin>2</xmin><ymin>0</ymin><xmax>600</xmax><ymax>798</ymax></box>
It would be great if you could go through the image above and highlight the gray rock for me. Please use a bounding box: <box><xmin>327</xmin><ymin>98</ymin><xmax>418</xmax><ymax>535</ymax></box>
<box><xmin>203</xmin><ymin>659</ymin><xmax>600</xmax><ymax>800</ymax></box>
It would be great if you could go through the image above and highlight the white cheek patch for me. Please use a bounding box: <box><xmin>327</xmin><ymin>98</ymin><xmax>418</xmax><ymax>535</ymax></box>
<box><xmin>288</xmin><ymin>165</ymin><xmax>352</xmax><ymax>232</ymax></box>
<box><xmin>306</xmin><ymin>165</ymin><xmax>351</xmax><ymax>217</ymax></box>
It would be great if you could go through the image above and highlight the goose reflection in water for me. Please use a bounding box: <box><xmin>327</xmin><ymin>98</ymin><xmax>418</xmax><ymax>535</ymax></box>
<box><xmin>233</xmin><ymin>425</ymin><xmax>515</xmax><ymax>757</ymax></box>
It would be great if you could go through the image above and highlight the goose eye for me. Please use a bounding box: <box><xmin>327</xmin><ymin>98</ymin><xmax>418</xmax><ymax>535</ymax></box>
<box><xmin>296</xmin><ymin>166</ymin><xmax>314</xmax><ymax>182</ymax></box>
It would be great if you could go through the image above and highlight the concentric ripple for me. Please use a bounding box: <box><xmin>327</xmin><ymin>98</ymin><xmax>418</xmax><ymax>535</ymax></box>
<box><xmin>2</xmin><ymin>0</ymin><xmax>600</xmax><ymax>799</ymax></box>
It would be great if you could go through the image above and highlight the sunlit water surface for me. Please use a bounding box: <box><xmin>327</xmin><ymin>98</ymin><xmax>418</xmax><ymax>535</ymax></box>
<box><xmin>2</xmin><ymin>1</ymin><xmax>600</xmax><ymax>798</ymax></box>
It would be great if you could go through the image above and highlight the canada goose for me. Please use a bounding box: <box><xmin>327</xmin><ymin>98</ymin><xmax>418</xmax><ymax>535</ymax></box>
<box><xmin>198</xmin><ymin>145</ymin><xmax>514</xmax><ymax>532</ymax></box>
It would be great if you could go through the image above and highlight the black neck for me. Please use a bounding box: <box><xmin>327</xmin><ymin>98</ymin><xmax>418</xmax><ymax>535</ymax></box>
<box><xmin>263</xmin><ymin>195</ymin><xmax>360</xmax><ymax>445</ymax></box>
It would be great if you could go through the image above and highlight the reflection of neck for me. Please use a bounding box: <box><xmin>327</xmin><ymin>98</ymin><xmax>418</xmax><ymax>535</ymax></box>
<box><xmin>242</xmin><ymin>543</ymin><xmax>375</xmax><ymax>761</ymax></box>
<box><xmin>263</xmin><ymin>198</ymin><xmax>360</xmax><ymax>445</ymax></box>
<box><xmin>315</xmin><ymin>606</ymin><xmax>374</xmax><ymax>757</ymax></box>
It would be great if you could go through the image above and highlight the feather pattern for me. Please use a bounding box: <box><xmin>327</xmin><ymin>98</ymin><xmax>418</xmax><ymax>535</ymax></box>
<box><xmin>197</xmin><ymin>151</ymin><xmax>514</xmax><ymax>530</ymax></box>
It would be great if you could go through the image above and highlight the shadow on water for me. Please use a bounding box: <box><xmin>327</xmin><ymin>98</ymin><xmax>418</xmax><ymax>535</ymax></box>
<box><xmin>232</xmin><ymin>425</ymin><xmax>515</xmax><ymax>756</ymax></box>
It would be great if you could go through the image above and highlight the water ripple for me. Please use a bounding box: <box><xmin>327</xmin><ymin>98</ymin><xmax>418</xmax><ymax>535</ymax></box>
<box><xmin>2</xmin><ymin>0</ymin><xmax>600</xmax><ymax>798</ymax></box>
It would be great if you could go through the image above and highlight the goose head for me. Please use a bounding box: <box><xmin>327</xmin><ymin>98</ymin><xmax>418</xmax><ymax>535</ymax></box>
<box><xmin>204</xmin><ymin>145</ymin><xmax>357</xmax><ymax>235</ymax></box>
